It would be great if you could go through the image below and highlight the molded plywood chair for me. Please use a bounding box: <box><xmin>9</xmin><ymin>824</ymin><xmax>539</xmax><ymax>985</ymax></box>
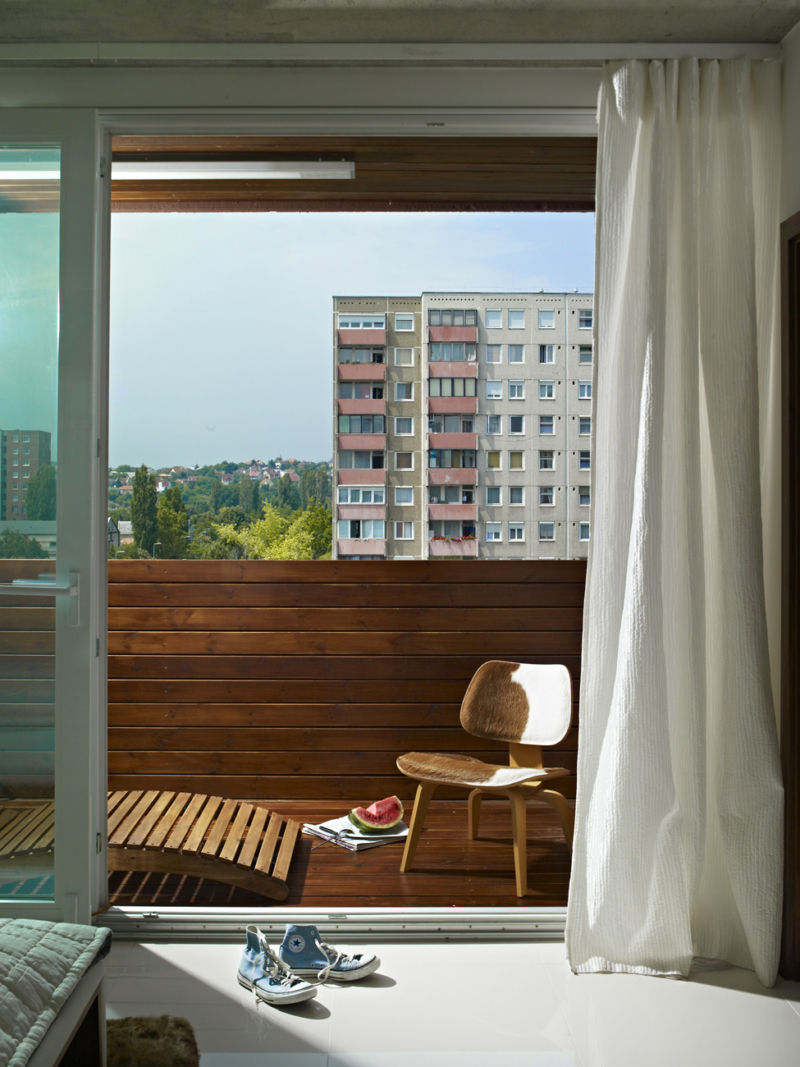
<box><xmin>396</xmin><ymin>660</ymin><xmax>573</xmax><ymax>897</ymax></box>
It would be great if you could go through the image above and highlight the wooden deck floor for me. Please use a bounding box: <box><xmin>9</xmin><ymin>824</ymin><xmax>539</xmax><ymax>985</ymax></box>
<box><xmin>106</xmin><ymin>799</ymin><xmax>572</xmax><ymax>909</ymax></box>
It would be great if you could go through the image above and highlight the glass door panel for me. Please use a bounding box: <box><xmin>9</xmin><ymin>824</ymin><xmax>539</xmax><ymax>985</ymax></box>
<box><xmin>0</xmin><ymin>147</ymin><xmax>60</xmax><ymax>901</ymax></box>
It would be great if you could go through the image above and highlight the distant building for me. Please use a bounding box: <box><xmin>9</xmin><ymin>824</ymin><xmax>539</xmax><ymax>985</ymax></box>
<box><xmin>117</xmin><ymin>520</ymin><xmax>134</xmax><ymax>545</ymax></box>
<box><xmin>0</xmin><ymin>429</ymin><xmax>52</xmax><ymax>521</ymax></box>
<box><xmin>332</xmin><ymin>292</ymin><xmax>594</xmax><ymax>560</ymax></box>
<box><xmin>108</xmin><ymin>517</ymin><xmax>121</xmax><ymax>549</ymax></box>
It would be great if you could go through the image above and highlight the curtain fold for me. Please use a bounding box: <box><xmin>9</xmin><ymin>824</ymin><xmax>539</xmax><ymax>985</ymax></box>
<box><xmin>565</xmin><ymin>58</ymin><xmax>783</xmax><ymax>986</ymax></box>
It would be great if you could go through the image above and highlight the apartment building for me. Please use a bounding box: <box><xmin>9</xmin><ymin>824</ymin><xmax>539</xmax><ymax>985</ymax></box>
<box><xmin>0</xmin><ymin>429</ymin><xmax>52</xmax><ymax>520</ymax></box>
<box><xmin>332</xmin><ymin>293</ymin><xmax>594</xmax><ymax>560</ymax></box>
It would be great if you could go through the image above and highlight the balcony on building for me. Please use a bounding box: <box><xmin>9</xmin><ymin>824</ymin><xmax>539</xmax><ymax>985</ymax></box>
<box><xmin>337</xmin><ymin>433</ymin><xmax>386</xmax><ymax>451</ymax></box>
<box><xmin>428</xmin><ymin>536</ymin><xmax>479</xmax><ymax>557</ymax></box>
<box><xmin>338</xmin><ymin>398</ymin><xmax>385</xmax><ymax>415</ymax></box>
<box><xmin>338</xmin><ymin>468</ymin><xmax>387</xmax><ymax>485</ymax></box>
<box><xmin>337</xmin><ymin>327</ymin><xmax>386</xmax><ymax>345</ymax></box>
<box><xmin>337</xmin><ymin>362</ymin><xmax>386</xmax><ymax>381</ymax></box>
<box><xmin>428</xmin><ymin>325</ymin><xmax>478</xmax><ymax>343</ymax></box>
<box><xmin>428</xmin><ymin>395</ymin><xmax>478</xmax><ymax>414</ymax></box>
<box><xmin>428</xmin><ymin>467</ymin><xmax>478</xmax><ymax>486</ymax></box>
<box><xmin>428</xmin><ymin>362</ymin><xmax>478</xmax><ymax>379</ymax></box>
<box><xmin>336</xmin><ymin>538</ymin><xmax>387</xmax><ymax>556</ymax></box>
<box><xmin>337</xmin><ymin>504</ymin><xmax>386</xmax><ymax>521</ymax></box>
<box><xmin>427</xmin><ymin>432</ymin><xmax>477</xmax><ymax>450</ymax></box>
<box><xmin>428</xmin><ymin>503</ymin><xmax>477</xmax><ymax>522</ymax></box>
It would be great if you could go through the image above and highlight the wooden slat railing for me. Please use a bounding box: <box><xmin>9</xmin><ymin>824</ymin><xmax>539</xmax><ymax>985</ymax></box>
<box><xmin>108</xmin><ymin>560</ymin><xmax>585</xmax><ymax>805</ymax></box>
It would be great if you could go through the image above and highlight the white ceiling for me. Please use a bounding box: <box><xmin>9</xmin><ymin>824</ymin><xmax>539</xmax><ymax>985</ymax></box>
<box><xmin>0</xmin><ymin>1</ymin><xmax>798</xmax><ymax>46</ymax></box>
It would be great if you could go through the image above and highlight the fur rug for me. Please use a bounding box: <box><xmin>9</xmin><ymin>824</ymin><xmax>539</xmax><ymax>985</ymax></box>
<box><xmin>107</xmin><ymin>1015</ymin><xmax>199</xmax><ymax>1067</ymax></box>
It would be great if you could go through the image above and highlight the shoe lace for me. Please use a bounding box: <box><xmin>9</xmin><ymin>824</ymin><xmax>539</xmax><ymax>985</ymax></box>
<box><xmin>253</xmin><ymin>932</ymin><xmax>302</xmax><ymax>999</ymax></box>
<box><xmin>314</xmin><ymin>937</ymin><xmax>353</xmax><ymax>983</ymax></box>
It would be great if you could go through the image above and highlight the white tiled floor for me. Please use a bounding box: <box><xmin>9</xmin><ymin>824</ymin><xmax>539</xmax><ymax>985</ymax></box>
<box><xmin>105</xmin><ymin>937</ymin><xmax>800</xmax><ymax>1066</ymax></box>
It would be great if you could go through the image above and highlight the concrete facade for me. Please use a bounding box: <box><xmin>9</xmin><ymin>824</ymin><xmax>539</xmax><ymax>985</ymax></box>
<box><xmin>333</xmin><ymin>292</ymin><xmax>594</xmax><ymax>559</ymax></box>
<box><xmin>0</xmin><ymin>429</ymin><xmax>52</xmax><ymax>521</ymax></box>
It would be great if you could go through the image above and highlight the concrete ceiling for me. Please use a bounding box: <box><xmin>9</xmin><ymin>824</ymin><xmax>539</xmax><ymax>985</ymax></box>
<box><xmin>0</xmin><ymin>1</ymin><xmax>799</xmax><ymax>46</ymax></box>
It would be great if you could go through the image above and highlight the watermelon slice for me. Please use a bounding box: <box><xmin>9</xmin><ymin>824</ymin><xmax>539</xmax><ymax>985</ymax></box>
<box><xmin>348</xmin><ymin>795</ymin><xmax>404</xmax><ymax>833</ymax></box>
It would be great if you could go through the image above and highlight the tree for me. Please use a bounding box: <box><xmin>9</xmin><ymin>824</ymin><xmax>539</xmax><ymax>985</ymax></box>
<box><xmin>131</xmin><ymin>465</ymin><xmax>157</xmax><ymax>554</ymax></box>
<box><xmin>299</xmin><ymin>465</ymin><xmax>332</xmax><ymax>509</ymax></box>
<box><xmin>25</xmin><ymin>463</ymin><xmax>56</xmax><ymax>520</ymax></box>
<box><xmin>238</xmin><ymin>474</ymin><xmax>260</xmax><ymax>516</ymax></box>
<box><xmin>0</xmin><ymin>529</ymin><xmax>48</xmax><ymax>558</ymax></box>
<box><xmin>275</xmin><ymin>473</ymin><xmax>301</xmax><ymax>512</ymax></box>
<box><xmin>156</xmin><ymin>485</ymin><xmax>189</xmax><ymax>557</ymax></box>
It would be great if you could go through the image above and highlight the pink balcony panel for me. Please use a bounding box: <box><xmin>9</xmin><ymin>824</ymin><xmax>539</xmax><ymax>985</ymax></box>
<box><xmin>428</xmin><ymin>362</ymin><xmax>478</xmax><ymax>378</ymax></box>
<box><xmin>337</xmin><ymin>505</ymin><xmax>386</xmax><ymax>521</ymax></box>
<box><xmin>338</xmin><ymin>469</ymin><xmax>387</xmax><ymax>485</ymax></box>
<box><xmin>428</xmin><ymin>326</ymin><xmax>478</xmax><ymax>343</ymax></box>
<box><xmin>428</xmin><ymin>468</ymin><xmax>478</xmax><ymax>486</ymax></box>
<box><xmin>428</xmin><ymin>396</ymin><xmax>477</xmax><ymax>414</ymax></box>
<box><xmin>338</xmin><ymin>363</ymin><xmax>386</xmax><ymax>381</ymax></box>
<box><xmin>338</xmin><ymin>398</ymin><xmax>385</xmax><ymax>414</ymax></box>
<box><xmin>428</xmin><ymin>504</ymin><xmax>478</xmax><ymax>521</ymax></box>
<box><xmin>337</xmin><ymin>433</ymin><xmax>385</xmax><ymax>450</ymax></box>
<box><xmin>428</xmin><ymin>538</ymin><xmax>478</xmax><ymax>557</ymax></box>
<box><xmin>337</xmin><ymin>539</ymin><xmax>386</xmax><ymax>556</ymax></box>
<box><xmin>428</xmin><ymin>432</ymin><xmax>477</xmax><ymax>450</ymax></box>
<box><xmin>338</xmin><ymin>329</ymin><xmax>386</xmax><ymax>345</ymax></box>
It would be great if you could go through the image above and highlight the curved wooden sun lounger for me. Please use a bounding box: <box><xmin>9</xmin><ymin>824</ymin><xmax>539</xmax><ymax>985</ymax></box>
<box><xmin>0</xmin><ymin>791</ymin><xmax>303</xmax><ymax>902</ymax></box>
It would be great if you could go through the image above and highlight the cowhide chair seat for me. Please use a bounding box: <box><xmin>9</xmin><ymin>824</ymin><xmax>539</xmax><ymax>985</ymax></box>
<box><xmin>396</xmin><ymin>660</ymin><xmax>573</xmax><ymax>897</ymax></box>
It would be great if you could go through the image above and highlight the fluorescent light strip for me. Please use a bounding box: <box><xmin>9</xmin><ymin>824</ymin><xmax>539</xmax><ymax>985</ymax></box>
<box><xmin>111</xmin><ymin>160</ymin><xmax>355</xmax><ymax>180</ymax></box>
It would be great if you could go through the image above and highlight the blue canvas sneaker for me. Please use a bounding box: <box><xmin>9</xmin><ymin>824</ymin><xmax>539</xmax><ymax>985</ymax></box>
<box><xmin>237</xmin><ymin>925</ymin><xmax>317</xmax><ymax>1006</ymax></box>
<box><xmin>278</xmin><ymin>923</ymin><xmax>380</xmax><ymax>982</ymax></box>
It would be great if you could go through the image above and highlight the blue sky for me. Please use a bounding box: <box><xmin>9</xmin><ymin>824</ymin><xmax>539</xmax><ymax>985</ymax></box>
<box><xmin>109</xmin><ymin>211</ymin><xmax>594</xmax><ymax>468</ymax></box>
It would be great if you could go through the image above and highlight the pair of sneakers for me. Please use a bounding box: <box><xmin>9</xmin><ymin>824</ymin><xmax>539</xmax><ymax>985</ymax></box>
<box><xmin>237</xmin><ymin>923</ymin><xmax>380</xmax><ymax>1007</ymax></box>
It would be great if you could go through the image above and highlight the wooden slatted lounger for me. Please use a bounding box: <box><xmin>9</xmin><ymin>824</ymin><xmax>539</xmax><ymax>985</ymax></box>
<box><xmin>0</xmin><ymin>791</ymin><xmax>303</xmax><ymax>901</ymax></box>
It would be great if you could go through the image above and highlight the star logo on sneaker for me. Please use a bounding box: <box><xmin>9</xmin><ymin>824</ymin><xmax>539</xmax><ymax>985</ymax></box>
<box><xmin>288</xmin><ymin>934</ymin><xmax>305</xmax><ymax>953</ymax></box>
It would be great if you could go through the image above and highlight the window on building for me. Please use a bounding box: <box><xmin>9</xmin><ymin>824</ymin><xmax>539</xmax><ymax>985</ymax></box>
<box><xmin>538</xmin><ymin>309</ymin><xmax>555</xmax><ymax>329</ymax></box>
<box><xmin>429</xmin><ymin>342</ymin><xmax>477</xmax><ymax>361</ymax></box>
<box><xmin>395</xmin><ymin>452</ymin><xmax>414</xmax><ymax>470</ymax></box>
<box><xmin>394</xmin><ymin>417</ymin><xmax>414</xmax><ymax>435</ymax></box>
<box><xmin>579</xmin><ymin>450</ymin><xmax>591</xmax><ymax>470</ymax></box>
<box><xmin>428</xmin><ymin>377</ymin><xmax>477</xmax><ymax>397</ymax></box>
<box><xmin>339</xmin><ymin>347</ymin><xmax>384</xmax><ymax>364</ymax></box>
<box><xmin>539</xmin><ymin>344</ymin><xmax>555</xmax><ymax>364</ymax></box>
<box><xmin>394</xmin><ymin>347</ymin><xmax>414</xmax><ymax>366</ymax></box>
<box><xmin>578</xmin><ymin>308</ymin><xmax>593</xmax><ymax>329</ymax></box>
<box><xmin>428</xmin><ymin>449</ymin><xmax>476</xmax><ymax>468</ymax></box>
<box><xmin>486</xmin><ymin>486</ymin><xmax>501</xmax><ymax>505</ymax></box>
<box><xmin>508</xmin><ymin>344</ymin><xmax>524</xmax><ymax>364</ymax></box>
<box><xmin>579</xmin><ymin>345</ymin><xmax>593</xmax><ymax>364</ymax></box>
<box><xmin>509</xmin><ymin>380</ymin><xmax>525</xmax><ymax>400</ymax></box>
<box><xmin>485</xmin><ymin>309</ymin><xmax>502</xmax><ymax>328</ymax></box>
<box><xmin>487</xmin><ymin>451</ymin><xmax>501</xmax><ymax>470</ymax></box>
<box><xmin>485</xmin><ymin>344</ymin><xmax>502</xmax><ymax>364</ymax></box>
<box><xmin>486</xmin><ymin>414</ymin><xmax>502</xmax><ymax>434</ymax></box>
<box><xmin>508</xmin><ymin>451</ymin><xmax>524</xmax><ymax>470</ymax></box>
<box><xmin>579</xmin><ymin>522</ymin><xmax>591</xmax><ymax>541</ymax></box>
<box><xmin>538</xmin><ymin>521</ymin><xmax>556</xmax><ymax>541</ymax></box>
<box><xmin>539</xmin><ymin>486</ymin><xmax>554</xmax><ymax>506</ymax></box>
<box><xmin>485</xmin><ymin>523</ymin><xmax>503</xmax><ymax>541</ymax></box>
<box><xmin>579</xmin><ymin>416</ymin><xmax>591</xmax><ymax>435</ymax></box>
<box><xmin>508</xmin><ymin>309</ymin><xmax>525</xmax><ymax>329</ymax></box>
<box><xmin>338</xmin><ymin>450</ymin><xmax>385</xmax><ymax>469</ymax></box>
<box><xmin>509</xmin><ymin>523</ymin><xmax>525</xmax><ymax>541</ymax></box>
<box><xmin>509</xmin><ymin>415</ymin><xmax>524</xmax><ymax>434</ymax></box>
<box><xmin>539</xmin><ymin>450</ymin><xmax>555</xmax><ymax>471</ymax></box>
<box><xmin>338</xmin><ymin>315</ymin><xmax>386</xmax><ymax>329</ymax></box>
<box><xmin>578</xmin><ymin>380</ymin><xmax>592</xmax><ymax>399</ymax></box>
<box><xmin>539</xmin><ymin>415</ymin><xmax>555</xmax><ymax>435</ymax></box>
<box><xmin>337</xmin><ymin>486</ymin><xmax>385</xmax><ymax>504</ymax></box>
<box><xmin>394</xmin><ymin>313</ymin><xmax>414</xmax><ymax>331</ymax></box>
<box><xmin>394</xmin><ymin>521</ymin><xmax>414</xmax><ymax>539</ymax></box>
<box><xmin>395</xmin><ymin>486</ymin><xmax>413</xmax><ymax>505</ymax></box>
<box><xmin>430</xmin><ymin>414</ymin><xmax>471</xmax><ymax>433</ymax></box>
<box><xmin>339</xmin><ymin>381</ymin><xmax>383</xmax><ymax>399</ymax></box>
<box><xmin>337</xmin><ymin>518</ymin><xmax>386</xmax><ymax>539</ymax></box>
<box><xmin>428</xmin><ymin>308</ymin><xmax>478</xmax><ymax>326</ymax></box>
<box><xmin>579</xmin><ymin>485</ymin><xmax>591</xmax><ymax>506</ymax></box>
<box><xmin>509</xmin><ymin>486</ymin><xmax>524</xmax><ymax>505</ymax></box>
<box><xmin>486</xmin><ymin>380</ymin><xmax>502</xmax><ymax>400</ymax></box>
<box><xmin>430</xmin><ymin>484</ymin><xmax>464</xmax><ymax>504</ymax></box>
<box><xmin>539</xmin><ymin>380</ymin><xmax>555</xmax><ymax>400</ymax></box>
<box><xmin>394</xmin><ymin>382</ymin><xmax>413</xmax><ymax>400</ymax></box>
<box><xmin>338</xmin><ymin>414</ymin><xmax>386</xmax><ymax>434</ymax></box>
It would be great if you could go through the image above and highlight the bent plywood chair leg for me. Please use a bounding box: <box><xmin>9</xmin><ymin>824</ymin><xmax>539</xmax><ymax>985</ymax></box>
<box><xmin>507</xmin><ymin>788</ymin><xmax>528</xmax><ymax>898</ymax></box>
<box><xmin>400</xmin><ymin>782</ymin><xmax>437</xmax><ymax>872</ymax></box>
<box><xmin>537</xmin><ymin>787</ymin><xmax>574</xmax><ymax>849</ymax></box>
<box><xmin>467</xmin><ymin>788</ymin><xmax>483</xmax><ymax>840</ymax></box>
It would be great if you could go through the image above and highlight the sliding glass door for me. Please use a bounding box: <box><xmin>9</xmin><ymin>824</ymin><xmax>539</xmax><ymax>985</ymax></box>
<box><xmin>0</xmin><ymin>111</ymin><xmax>108</xmax><ymax>922</ymax></box>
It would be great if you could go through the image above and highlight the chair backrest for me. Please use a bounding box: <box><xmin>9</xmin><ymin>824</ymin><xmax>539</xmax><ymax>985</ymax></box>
<box><xmin>459</xmin><ymin>660</ymin><xmax>572</xmax><ymax>747</ymax></box>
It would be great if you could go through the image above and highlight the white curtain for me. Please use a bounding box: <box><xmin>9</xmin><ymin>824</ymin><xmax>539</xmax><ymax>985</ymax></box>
<box><xmin>565</xmin><ymin>58</ymin><xmax>784</xmax><ymax>986</ymax></box>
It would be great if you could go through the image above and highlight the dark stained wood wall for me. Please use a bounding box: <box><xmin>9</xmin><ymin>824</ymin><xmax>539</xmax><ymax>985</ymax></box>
<box><xmin>108</xmin><ymin>559</ymin><xmax>585</xmax><ymax>805</ymax></box>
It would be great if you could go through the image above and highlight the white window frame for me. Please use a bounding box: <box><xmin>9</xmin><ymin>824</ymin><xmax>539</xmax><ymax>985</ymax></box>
<box><xmin>508</xmin><ymin>451</ymin><xmax>525</xmax><ymax>471</ymax></box>
<box><xmin>485</xmin><ymin>522</ymin><xmax>503</xmax><ymax>542</ymax></box>
<box><xmin>486</xmin><ymin>486</ymin><xmax>502</xmax><ymax>505</ymax></box>
<box><xmin>578</xmin><ymin>380</ymin><xmax>592</xmax><ymax>399</ymax></box>
<box><xmin>579</xmin><ymin>522</ymin><xmax>591</xmax><ymax>541</ymax></box>
<box><xmin>486</xmin><ymin>414</ymin><xmax>502</xmax><ymax>435</ymax></box>
<box><xmin>394</xmin><ymin>486</ymin><xmax>414</xmax><ymax>505</ymax></box>
<box><xmin>539</xmin><ymin>380</ymin><xmax>555</xmax><ymax>400</ymax></box>
<box><xmin>538</xmin><ymin>309</ymin><xmax>556</xmax><ymax>329</ymax></box>
<box><xmin>578</xmin><ymin>345</ymin><xmax>593</xmax><ymax>364</ymax></box>
<box><xmin>394</xmin><ymin>381</ymin><xmax>414</xmax><ymax>401</ymax></box>
<box><xmin>579</xmin><ymin>416</ymin><xmax>591</xmax><ymax>435</ymax></box>
<box><xmin>579</xmin><ymin>450</ymin><xmax>591</xmax><ymax>470</ymax></box>
<box><xmin>394</xmin><ymin>521</ymin><xmax>414</xmax><ymax>540</ymax></box>
<box><xmin>539</xmin><ymin>450</ymin><xmax>556</xmax><ymax>471</ymax></box>
<box><xmin>394</xmin><ymin>451</ymin><xmax>414</xmax><ymax>470</ymax></box>
<box><xmin>508</xmin><ymin>344</ymin><xmax>525</xmax><ymax>364</ymax></box>
<box><xmin>509</xmin><ymin>486</ymin><xmax>525</xmax><ymax>506</ymax></box>
<box><xmin>539</xmin><ymin>415</ymin><xmax>555</xmax><ymax>435</ymax></box>
<box><xmin>539</xmin><ymin>486</ymin><xmax>555</xmax><ymax>506</ymax></box>
<box><xmin>394</xmin><ymin>416</ymin><xmax>414</xmax><ymax>436</ymax></box>
<box><xmin>538</xmin><ymin>521</ymin><xmax>556</xmax><ymax>541</ymax></box>
<box><xmin>539</xmin><ymin>344</ymin><xmax>555</xmax><ymax>364</ymax></box>
<box><xmin>394</xmin><ymin>312</ymin><xmax>414</xmax><ymax>331</ymax></box>
<box><xmin>394</xmin><ymin>347</ymin><xmax>414</xmax><ymax>366</ymax></box>
<box><xmin>508</xmin><ymin>309</ymin><xmax>525</xmax><ymax>330</ymax></box>
<box><xmin>508</xmin><ymin>523</ymin><xmax>525</xmax><ymax>541</ymax></box>
<box><xmin>508</xmin><ymin>414</ymin><xmax>524</xmax><ymax>435</ymax></box>
<box><xmin>486</xmin><ymin>380</ymin><xmax>502</xmax><ymax>400</ymax></box>
<box><xmin>509</xmin><ymin>380</ymin><xmax>525</xmax><ymax>400</ymax></box>
<box><xmin>485</xmin><ymin>308</ymin><xmax>502</xmax><ymax>329</ymax></box>
<box><xmin>578</xmin><ymin>308</ymin><xmax>593</xmax><ymax>329</ymax></box>
<box><xmin>485</xmin><ymin>344</ymin><xmax>502</xmax><ymax>364</ymax></box>
<box><xmin>486</xmin><ymin>450</ymin><xmax>502</xmax><ymax>471</ymax></box>
<box><xmin>579</xmin><ymin>486</ymin><xmax>591</xmax><ymax>507</ymax></box>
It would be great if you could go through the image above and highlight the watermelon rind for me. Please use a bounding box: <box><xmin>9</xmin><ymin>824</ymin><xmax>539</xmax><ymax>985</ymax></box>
<box><xmin>347</xmin><ymin>795</ymin><xmax>404</xmax><ymax>833</ymax></box>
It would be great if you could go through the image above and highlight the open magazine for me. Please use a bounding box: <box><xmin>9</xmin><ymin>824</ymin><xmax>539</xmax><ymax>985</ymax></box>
<box><xmin>302</xmin><ymin>814</ymin><xmax>409</xmax><ymax>851</ymax></box>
